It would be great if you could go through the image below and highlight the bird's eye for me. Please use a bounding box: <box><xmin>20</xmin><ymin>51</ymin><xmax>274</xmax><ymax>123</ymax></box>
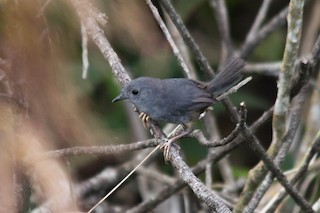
<box><xmin>132</xmin><ymin>89</ymin><xmax>139</xmax><ymax>95</ymax></box>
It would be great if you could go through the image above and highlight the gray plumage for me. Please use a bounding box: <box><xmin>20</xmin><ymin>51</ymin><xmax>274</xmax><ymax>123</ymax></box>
<box><xmin>112</xmin><ymin>57</ymin><xmax>245</xmax><ymax>124</ymax></box>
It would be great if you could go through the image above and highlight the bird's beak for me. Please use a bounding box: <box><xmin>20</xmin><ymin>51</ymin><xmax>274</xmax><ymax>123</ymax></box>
<box><xmin>112</xmin><ymin>93</ymin><xmax>126</xmax><ymax>103</ymax></box>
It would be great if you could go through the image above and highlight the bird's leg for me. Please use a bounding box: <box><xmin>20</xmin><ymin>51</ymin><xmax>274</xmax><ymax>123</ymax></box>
<box><xmin>161</xmin><ymin>123</ymin><xmax>193</xmax><ymax>162</ymax></box>
<box><xmin>139</xmin><ymin>112</ymin><xmax>150</xmax><ymax>129</ymax></box>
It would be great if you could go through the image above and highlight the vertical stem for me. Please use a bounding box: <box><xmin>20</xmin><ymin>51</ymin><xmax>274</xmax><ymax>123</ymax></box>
<box><xmin>272</xmin><ymin>0</ymin><xmax>304</xmax><ymax>152</ymax></box>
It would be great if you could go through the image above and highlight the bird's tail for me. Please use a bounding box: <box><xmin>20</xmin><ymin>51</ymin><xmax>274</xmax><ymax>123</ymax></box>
<box><xmin>207</xmin><ymin>57</ymin><xmax>245</xmax><ymax>96</ymax></box>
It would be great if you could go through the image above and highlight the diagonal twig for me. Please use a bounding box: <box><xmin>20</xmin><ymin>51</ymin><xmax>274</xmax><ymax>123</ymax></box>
<box><xmin>146</xmin><ymin>0</ymin><xmax>192</xmax><ymax>78</ymax></box>
<box><xmin>262</xmin><ymin>131</ymin><xmax>320</xmax><ymax>212</ymax></box>
<box><xmin>158</xmin><ymin>0</ymin><xmax>215</xmax><ymax>76</ymax></box>
<box><xmin>189</xmin><ymin>102</ymin><xmax>247</xmax><ymax>147</ymax></box>
<box><xmin>209</xmin><ymin>0</ymin><xmax>233</xmax><ymax>62</ymax></box>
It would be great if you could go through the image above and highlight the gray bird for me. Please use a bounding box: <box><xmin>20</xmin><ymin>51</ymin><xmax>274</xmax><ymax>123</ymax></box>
<box><xmin>112</xmin><ymin>57</ymin><xmax>245</xmax><ymax>160</ymax></box>
<box><xmin>113</xmin><ymin>57</ymin><xmax>244</xmax><ymax>123</ymax></box>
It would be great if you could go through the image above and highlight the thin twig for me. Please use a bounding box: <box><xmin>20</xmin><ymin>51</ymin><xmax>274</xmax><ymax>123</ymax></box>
<box><xmin>146</xmin><ymin>0</ymin><xmax>191</xmax><ymax>78</ymax></box>
<box><xmin>69</xmin><ymin>0</ymin><xmax>129</xmax><ymax>87</ymax></box>
<box><xmin>164</xmin><ymin>12</ymin><xmax>197</xmax><ymax>79</ymax></box>
<box><xmin>189</xmin><ymin>102</ymin><xmax>247</xmax><ymax>147</ymax></box>
<box><xmin>209</xmin><ymin>0</ymin><xmax>233</xmax><ymax>62</ymax></box>
<box><xmin>261</xmin><ymin>132</ymin><xmax>320</xmax><ymax>213</ymax></box>
<box><xmin>202</xmin><ymin>115</ymin><xmax>222</xmax><ymax>189</ymax></box>
<box><xmin>242</xmin><ymin>0</ymin><xmax>273</xmax><ymax>58</ymax></box>
<box><xmin>159</xmin><ymin>0</ymin><xmax>215</xmax><ymax>76</ymax></box>
<box><xmin>42</xmin><ymin>139</ymin><xmax>159</xmax><ymax>159</ymax></box>
<box><xmin>216</xmin><ymin>77</ymin><xmax>252</xmax><ymax>101</ymax></box>
<box><xmin>87</xmin><ymin>146</ymin><xmax>161</xmax><ymax>213</ymax></box>
<box><xmin>240</xmin><ymin>0</ymin><xmax>311</xmax><ymax>59</ymax></box>
<box><xmin>240</xmin><ymin>6</ymin><xmax>288</xmax><ymax>58</ymax></box>
<box><xmin>243</xmin><ymin>62</ymin><xmax>281</xmax><ymax>77</ymax></box>
<box><xmin>81</xmin><ymin>21</ymin><xmax>89</xmax><ymax>79</ymax></box>
<box><xmin>312</xmin><ymin>35</ymin><xmax>320</xmax><ymax>62</ymax></box>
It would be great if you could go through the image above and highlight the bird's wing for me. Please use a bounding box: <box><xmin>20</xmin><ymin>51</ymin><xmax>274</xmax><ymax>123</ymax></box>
<box><xmin>164</xmin><ymin>79</ymin><xmax>214</xmax><ymax>116</ymax></box>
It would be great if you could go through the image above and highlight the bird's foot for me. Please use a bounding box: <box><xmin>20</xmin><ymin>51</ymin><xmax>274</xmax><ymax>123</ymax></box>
<box><xmin>160</xmin><ymin>125</ymin><xmax>193</xmax><ymax>163</ymax></box>
<box><xmin>139</xmin><ymin>112</ymin><xmax>150</xmax><ymax>129</ymax></box>
<box><xmin>160</xmin><ymin>138</ymin><xmax>174</xmax><ymax>163</ymax></box>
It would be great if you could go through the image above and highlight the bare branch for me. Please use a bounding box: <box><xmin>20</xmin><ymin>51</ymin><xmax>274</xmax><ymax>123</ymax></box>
<box><xmin>125</xmin><ymin>102</ymin><xmax>272</xmax><ymax>213</ymax></box>
<box><xmin>242</xmin><ymin>0</ymin><xmax>273</xmax><ymax>57</ymax></box>
<box><xmin>273</xmin><ymin>0</ymin><xmax>304</xmax><ymax>146</ymax></box>
<box><xmin>243</xmin><ymin>62</ymin><xmax>281</xmax><ymax>77</ymax></box>
<box><xmin>159</xmin><ymin>0</ymin><xmax>215</xmax><ymax>76</ymax></box>
<box><xmin>42</xmin><ymin>139</ymin><xmax>159</xmax><ymax>159</ymax></box>
<box><xmin>240</xmin><ymin>120</ymin><xmax>315</xmax><ymax>212</ymax></box>
<box><xmin>262</xmin><ymin>131</ymin><xmax>320</xmax><ymax>213</ymax></box>
<box><xmin>69</xmin><ymin>0</ymin><xmax>130</xmax><ymax>87</ymax></box>
<box><xmin>240</xmin><ymin>85</ymin><xmax>315</xmax><ymax>213</ymax></box>
<box><xmin>234</xmin><ymin>58</ymin><xmax>316</xmax><ymax>213</ymax></box>
<box><xmin>164</xmin><ymin>12</ymin><xmax>198</xmax><ymax>79</ymax></box>
<box><xmin>216</xmin><ymin>77</ymin><xmax>252</xmax><ymax>101</ymax></box>
<box><xmin>81</xmin><ymin>22</ymin><xmax>89</xmax><ymax>79</ymax></box>
<box><xmin>209</xmin><ymin>0</ymin><xmax>233</xmax><ymax>62</ymax></box>
<box><xmin>146</xmin><ymin>0</ymin><xmax>192</xmax><ymax>78</ymax></box>
<box><xmin>190</xmin><ymin>102</ymin><xmax>247</xmax><ymax>147</ymax></box>
<box><xmin>240</xmin><ymin>6</ymin><xmax>288</xmax><ymax>58</ymax></box>
<box><xmin>312</xmin><ymin>35</ymin><xmax>320</xmax><ymax>62</ymax></box>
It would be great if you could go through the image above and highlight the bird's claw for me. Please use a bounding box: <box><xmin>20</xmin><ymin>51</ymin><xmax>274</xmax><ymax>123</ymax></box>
<box><xmin>160</xmin><ymin>139</ymin><xmax>173</xmax><ymax>163</ymax></box>
<box><xmin>160</xmin><ymin>125</ymin><xmax>193</xmax><ymax>163</ymax></box>
<box><xmin>139</xmin><ymin>112</ymin><xmax>150</xmax><ymax>129</ymax></box>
